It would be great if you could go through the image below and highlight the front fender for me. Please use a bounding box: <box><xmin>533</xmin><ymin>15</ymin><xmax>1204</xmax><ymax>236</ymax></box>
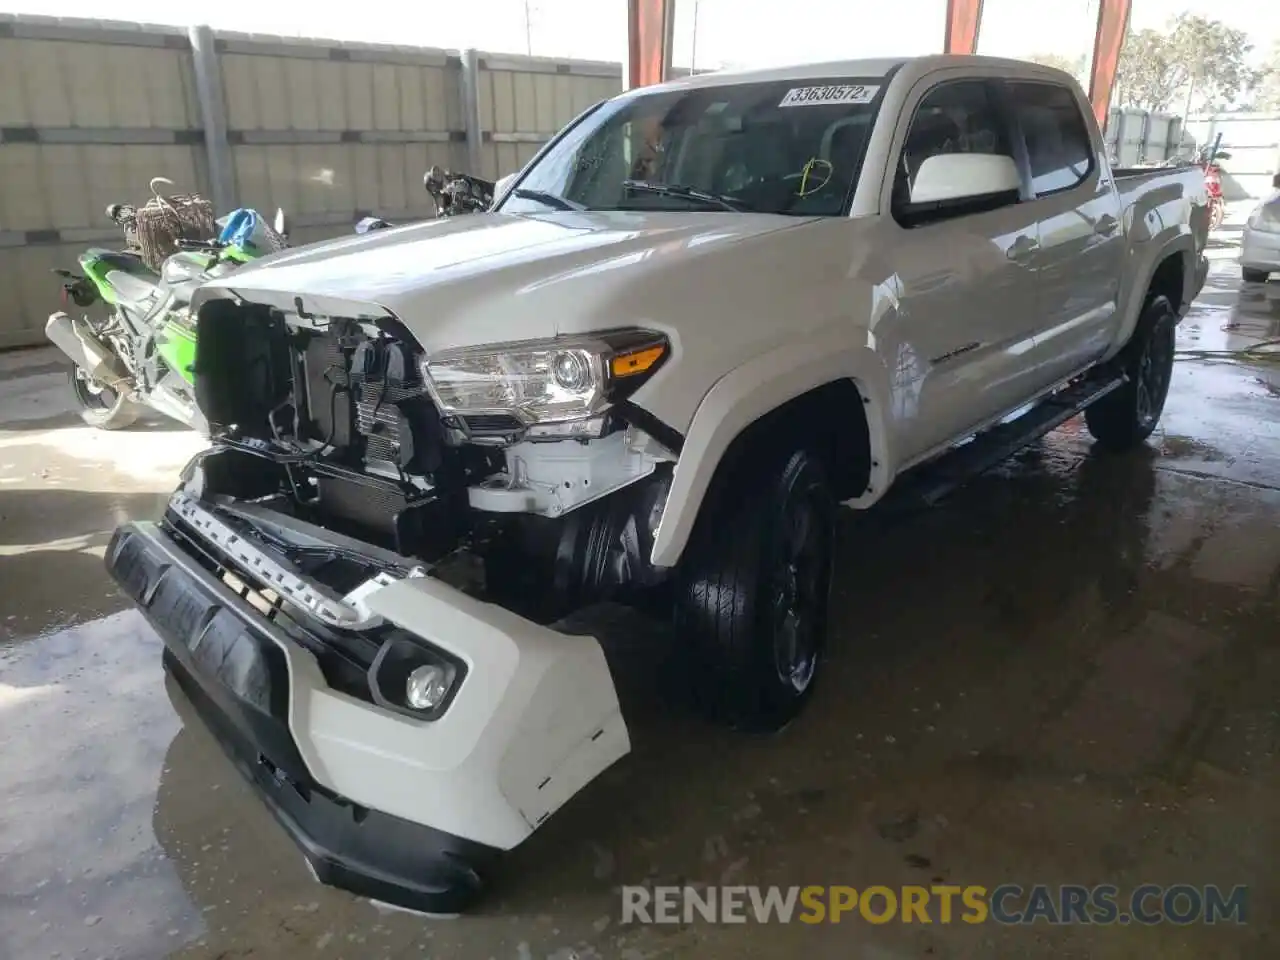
<box><xmin>648</xmin><ymin>337</ymin><xmax>893</xmax><ymax>569</ymax></box>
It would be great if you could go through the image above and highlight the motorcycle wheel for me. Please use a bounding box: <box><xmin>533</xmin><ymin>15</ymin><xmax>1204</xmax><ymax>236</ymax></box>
<box><xmin>1209</xmin><ymin>201</ymin><xmax>1225</xmax><ymax>231</ymax></box>
<box><xmin>68</xmin><ymin>366</ymin><xmax>141</xmax><ymax>430</ymax></box>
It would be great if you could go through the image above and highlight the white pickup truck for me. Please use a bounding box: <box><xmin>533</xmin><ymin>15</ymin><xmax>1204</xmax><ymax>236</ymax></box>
<box><xmin>107</xmin><ymin>55</ymin><xmax>1208</xmax><ymax>911</ymax></box>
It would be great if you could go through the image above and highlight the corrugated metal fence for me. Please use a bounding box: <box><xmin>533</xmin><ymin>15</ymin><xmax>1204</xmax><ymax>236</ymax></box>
<box><xmin>1102</xmin><ymin>108</ymin><xmax>1183</xmax><ymax>167</ymax></box>
<box><xmin>0</xmin><ymin>14</ymin><xmax>622</xmax><ymax>349</ymax></box>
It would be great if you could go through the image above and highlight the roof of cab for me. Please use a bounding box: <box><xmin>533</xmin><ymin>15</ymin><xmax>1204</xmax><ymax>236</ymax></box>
<box><xmin>635</xmin><ymin>53</ymin><xmax>1073</xmax><ymax>95</ymax></box>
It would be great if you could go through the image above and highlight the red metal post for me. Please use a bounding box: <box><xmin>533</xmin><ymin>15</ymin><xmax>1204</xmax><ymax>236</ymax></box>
<box><xmin>943</xmin><ymin>0</ymin><xmax>984</xmax><ymax>55</ymax></box>
<box><xmin>1088</xmin><ymin>0</ymin><xmax>1132</xmax><ymax>129</ymax></box>
<box><xmin>625</xmin><ymin>0</ymin><xmax>674</xmax><ymax>90</ymax></box>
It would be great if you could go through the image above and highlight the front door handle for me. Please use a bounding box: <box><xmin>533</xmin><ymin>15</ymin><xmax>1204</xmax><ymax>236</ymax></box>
<box><xmin>1007</xmin><ymin>235</ymin><xmax>1039</xmax><ymax>264</ymax></box>
<box><xmin>1094</xmin><ymin>214</ymin><xmax>1120</xmax><ymax>237</ymax></box>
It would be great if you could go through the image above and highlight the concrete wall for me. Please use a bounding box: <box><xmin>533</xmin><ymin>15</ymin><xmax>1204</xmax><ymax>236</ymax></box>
<box><xmin>0</xmin><ymin>14</ymin><xmax>623</xmax><ymax>349</ymax></box>
<box><xmin>1183</xmin><ymin>113</ymin><xmax>1280</xmax><ymax>202</ymax></box>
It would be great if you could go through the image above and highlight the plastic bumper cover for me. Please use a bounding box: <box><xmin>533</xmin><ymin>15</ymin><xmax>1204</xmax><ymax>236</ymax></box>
<box><xmin>1242</xmin><ymin>228</ymin><xmax>1280</xmax><ymax>270</ymax></box>
<box><xmin>105</xmin><ymin>519</ymin><xmax>629</xmax><ymax>911</ymax></box>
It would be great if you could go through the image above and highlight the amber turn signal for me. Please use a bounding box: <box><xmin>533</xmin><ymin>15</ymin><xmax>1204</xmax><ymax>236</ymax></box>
<box><xmin>610</xmin><ymin>343</ymin><xmax>666</xmax><ymax>378</ymax></box>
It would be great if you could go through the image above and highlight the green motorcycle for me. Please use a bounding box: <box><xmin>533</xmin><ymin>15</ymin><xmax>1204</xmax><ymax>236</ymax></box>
<box><xmin>46</xmin><ymin>183</ymin><xmax>288</xmax><ymax>431</ymax></box>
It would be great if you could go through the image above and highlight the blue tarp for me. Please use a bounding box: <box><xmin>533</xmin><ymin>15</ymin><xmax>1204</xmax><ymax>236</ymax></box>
<box><xmin>216</xmin><ymin>208</ymin><xmax>263</xmax><ymax>251</ymax></box>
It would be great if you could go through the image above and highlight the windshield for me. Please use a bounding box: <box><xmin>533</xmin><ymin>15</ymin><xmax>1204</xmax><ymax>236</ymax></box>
<box><xmin>497</xmin><ymin>77</ymin><xmax>885</xmax><ymax>217</ymax></box>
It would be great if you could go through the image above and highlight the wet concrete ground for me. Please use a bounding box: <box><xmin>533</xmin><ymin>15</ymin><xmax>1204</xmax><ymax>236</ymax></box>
<box><xmin>2</xmin><ymin>233</ymin><xmax>1278</xmax><ymax>959</ymax></box>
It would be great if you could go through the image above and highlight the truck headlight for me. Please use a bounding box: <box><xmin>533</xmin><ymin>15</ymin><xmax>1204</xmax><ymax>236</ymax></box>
<box><xmin>421</xmin><ymin>330</ymin><xmax>668</xmax><ymax>439</ymax></box>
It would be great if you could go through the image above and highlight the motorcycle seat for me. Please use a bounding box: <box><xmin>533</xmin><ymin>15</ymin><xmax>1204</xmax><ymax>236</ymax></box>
<box><xmin>83</xmin><ymin>248</ymin><xmax>156</xmax><ymax>277</ymax></box>
<box><xmin>105</xmin><ymin>269</ymin><xmax>162</xmax><ymax>306</ymax></box>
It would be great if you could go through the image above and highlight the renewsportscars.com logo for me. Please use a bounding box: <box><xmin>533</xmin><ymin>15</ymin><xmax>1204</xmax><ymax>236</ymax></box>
<box><xmin>621</xmin><ymin>884</ymin><xmax>1249</xmax><ymax>926</ymax></box>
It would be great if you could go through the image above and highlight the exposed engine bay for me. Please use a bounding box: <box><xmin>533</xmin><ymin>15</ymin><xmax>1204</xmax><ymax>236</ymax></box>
<box><xmin>185</xmin><ymin>301</ymin><xmax>675</xmax><ymax>623</ymax></box>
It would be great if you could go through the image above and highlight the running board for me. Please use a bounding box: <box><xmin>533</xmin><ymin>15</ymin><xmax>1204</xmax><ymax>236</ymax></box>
<box><xmin>898</xmin><ymin>372</ymin><xmax>1127</xmax><ymax>507</ymax></box>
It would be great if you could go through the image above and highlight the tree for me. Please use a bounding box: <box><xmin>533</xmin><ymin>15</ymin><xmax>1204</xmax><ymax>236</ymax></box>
<box><xmin>1168</xmin><ymin>15</ymin><xmax>1254</xmax><ymax>115</ymax></box>
<box><xmin>1250</xmin><ymin>42</ymin><xmax>1280</xmax><ymax>112</ymax></box>
<box><xmin>1116</xmin><ymin>29</ymin><xmax>1181</xmax><ymax>111</ymax></box>
<box><xmin>1115</xmin><ymin>15</ymin><xmax>1254</xmax><ymax>116</ymax></box>
<box><xmin>1025</xmin><ymin>52</ymin><xmax>1088</xmax><ymax>84</ymax></box>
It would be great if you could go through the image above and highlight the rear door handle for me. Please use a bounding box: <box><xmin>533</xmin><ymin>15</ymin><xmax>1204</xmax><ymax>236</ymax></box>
<box><xmin>1094</xmin><ymin>214</ymin><xmax>1120</xmax><ymax>236</ymax></box>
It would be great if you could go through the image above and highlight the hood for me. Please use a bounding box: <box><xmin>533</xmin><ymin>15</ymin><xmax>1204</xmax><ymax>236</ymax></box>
<box><xmin>196</xmin><ymin>210</ymin><xmax>816</xmax><ymax>351</ymax></box>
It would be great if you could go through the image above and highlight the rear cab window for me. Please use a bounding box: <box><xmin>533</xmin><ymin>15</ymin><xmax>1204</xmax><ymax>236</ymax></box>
<box><xmin>1007</xmin><ymin>81</ymin><xmax>1094</xmax><ymax>196</ymax></box>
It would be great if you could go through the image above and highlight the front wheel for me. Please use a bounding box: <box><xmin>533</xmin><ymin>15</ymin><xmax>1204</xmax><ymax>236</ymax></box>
<box><xmin>1085</xmin><ymin>294</ymin><xmax>1177</xmax><ymax>450</ymax></box>
<box><xmin>1209</xmin><ymin>201</ymin><xmax>1225</xmax><ymax>231</ymax></box>
<box><xmin>676</xmin><ymin>449</ymin><xmax>836</xmax><ymax>731</ymax></box>
<box><xmin>68</xmin><ymin>366</ymin><xmax>141</xmax><ymax>430</ymax></box>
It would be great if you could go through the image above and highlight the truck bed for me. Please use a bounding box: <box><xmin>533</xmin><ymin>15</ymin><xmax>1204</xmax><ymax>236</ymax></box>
<box><xmin>1111</xmin><ymin>165</ymin><xmax>1189</xmax><ymax>180</ymax></box>
<box><xmin>1111</xmin><ymin>163</ymin><xmax>1208</xmax><ymax>246</ymax></box>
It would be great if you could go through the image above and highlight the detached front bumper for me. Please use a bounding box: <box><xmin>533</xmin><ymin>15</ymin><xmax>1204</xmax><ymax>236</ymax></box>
<box><xmin>106</xmin><ymin>519</ymin><xmax>629</xmax><ymax>912</ymax></box>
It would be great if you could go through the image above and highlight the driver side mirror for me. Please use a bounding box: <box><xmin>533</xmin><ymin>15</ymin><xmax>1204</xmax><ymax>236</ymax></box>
<box><xmin>273</xmin><ymin>207</ymin><xmax>290</xmax><ymax>239</ymax></box>
<box><xmin>899</xmin><ymin>154</ymin><xmax>1021</xmax><ymax>227</ymax></box>
<box><xmin>910</xmin><ymin>154</ymin><xmax>1020</xmax><ymax>204</ymax></box>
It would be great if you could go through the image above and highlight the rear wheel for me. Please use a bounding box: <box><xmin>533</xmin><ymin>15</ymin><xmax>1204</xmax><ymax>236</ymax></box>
<box><xmin>676</xmin><ymin>449</ymin><xmax>836</xmax><ymax>731</ymax></box>
<box><xmin>1085</xmin><ymin>294</ymin><xmax>1176</xmax><ymax>450</ymax></box>
<box><xmin>1242</xmin><ymin>268</ymin><xmax>1270</xmax><ymax>284</ymax></box>
<box><xmin>68</xmin><ymin>366</ymin><xmax>141</xmax><ymax>430</ymax></box>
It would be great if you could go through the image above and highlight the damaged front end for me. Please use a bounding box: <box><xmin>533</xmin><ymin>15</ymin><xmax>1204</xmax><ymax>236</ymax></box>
<box><xmin>188</xmin><ymin>294</ymin><xmax>676</xmax><ymax>616</ymax></box>
<box><xmin>106</xmin><ymin>290</ymin><xmax>680</xmax><ymax>911</ymax></box>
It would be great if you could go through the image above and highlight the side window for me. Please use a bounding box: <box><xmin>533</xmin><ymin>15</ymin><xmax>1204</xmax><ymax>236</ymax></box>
<box><xmin>1010</xmin><ymin>82</ymin><xmax>1093</xmax><ymax>195</ymax></box>
<box><xmin>892</xmin><ymin>80</ymin><xmax>1016</xmax><ymax>225</ymax></box>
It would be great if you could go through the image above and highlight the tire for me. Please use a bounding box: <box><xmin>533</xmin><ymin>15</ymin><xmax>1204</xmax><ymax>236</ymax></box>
<box><xmin>1209</xmin><ymin>202</ymin><xmax>1225</xmax><ymax>232</ymax></box>
<box><xmin>675</xmin><ymin>449</ymin><xmax>836</xmax><ymax>732</ymax></box>
<box><xmin>1084</xmin><ymin>294</ymin><xmax>1176</xmax><ymax>451</ymax></box>
<box><xmin>68</xmin><ymin>366</ymin><xmax>141</xmax><ymax>430</ymax></box>
<box><xmin>1242</xmin><ymin>268</ymin><xmax>1270</xmax><ymax>284</ymax></box>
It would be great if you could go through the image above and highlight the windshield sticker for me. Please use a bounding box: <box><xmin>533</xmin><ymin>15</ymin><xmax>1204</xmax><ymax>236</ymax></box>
<box><xmin>778</xmin><ymin>84</ymin><xmax>880</xmax><ymax>108</ymax></box>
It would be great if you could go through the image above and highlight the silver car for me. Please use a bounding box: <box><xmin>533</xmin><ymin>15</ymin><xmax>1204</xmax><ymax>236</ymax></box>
<box><xmin>1242</xmin><ymin>173</ymin><xmax>1280</xmax><ymax>282</ymax></box>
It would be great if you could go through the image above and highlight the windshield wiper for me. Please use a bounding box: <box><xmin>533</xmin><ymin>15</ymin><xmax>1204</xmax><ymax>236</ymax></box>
<box><xmin>511</xmin><ymin>188</ymin><xmax>586</xmax><ymax>211</ymax></box>
<box><xmin>622</xmin><ymin>180</ymin><xmax>747</xmax><ymax>212</ymax></box>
